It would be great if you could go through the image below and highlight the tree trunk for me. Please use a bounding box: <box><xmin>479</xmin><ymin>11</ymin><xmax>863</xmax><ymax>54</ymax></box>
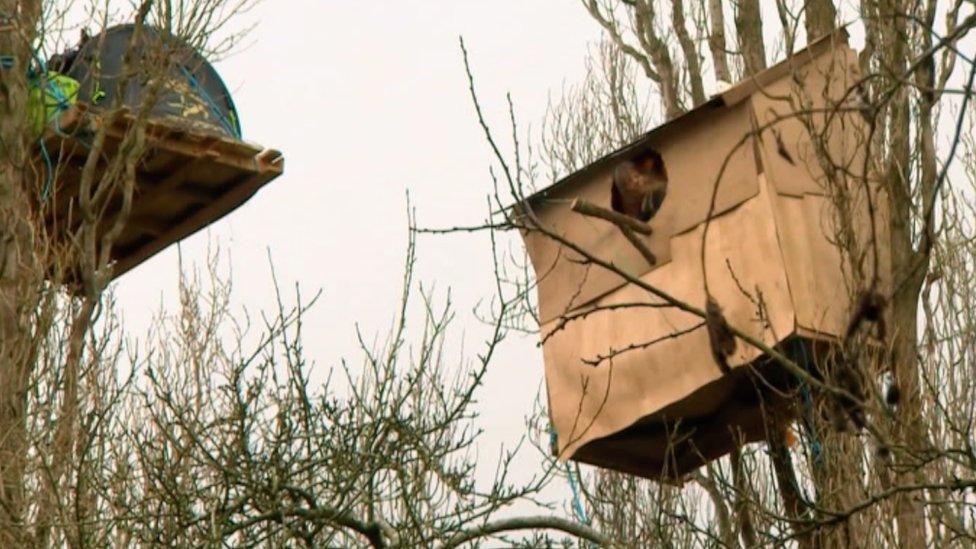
<box><xmin>706</xmin><ymin>0</ymin><xmax>731</xmax><ymax>83</ymax></box>
<box><xmin>735</xmin><ymin>0</ymin><xmax>767</xmax><ymax>75</ymax></box>
<box><xmin>671</xmin><ymin>0</ymin><xmax>705</xmax><ymax>106</ymax></box>
<box><xmin>881</xmin><ymin>0</ymin><xmax>929</xmax><ymax>543</ymax></box>
<box><xmin>766</xmin><ymin>421</ymin><xmax>813</xmax><ymax>549</ymax></box>
<box><xmin>731</xmin><ymin>447</ymin><xmax>758</xmax><ymax>548</ymax></box>
<box><xmin>805</xmin><ymin>0</ymin><xmax>838</xmax><ymax>39</ymax></box>
<box><xmin>0</xmin><ymin>1</ymin><xmax>42</xmax><ymax>543</ymax></box>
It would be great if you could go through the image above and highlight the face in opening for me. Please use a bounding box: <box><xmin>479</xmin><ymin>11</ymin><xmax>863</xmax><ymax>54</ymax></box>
<box><xmin>611</xmin><ymin>149</ymin><xmax>668</xmax><ymax>222</ymax></box>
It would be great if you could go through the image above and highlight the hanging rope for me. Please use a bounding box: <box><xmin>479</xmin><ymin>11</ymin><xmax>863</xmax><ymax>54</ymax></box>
<box><xmin>37</xmin><ymin>139</ymin><xmax>54</xmax><ymax>200</ymax></box>
<box><xmin>549</xmin><ymin>427</ymin><xmax>589</xmax><ymax>525</ymax></box>
<box><xmin>0</xmin><ymin>16</ymin><xmax>61</xmax><ymax>201</ymax></box>
<box><xmin>799</xmin><ymin>381</ymin><xmax>823</xmax><ymax>464</ymax></box>
<box><xmin>30</xmin><ymin>69</ymin><xmax>77</xmax><ymax>200</ymax></box>
<box><xmin>792</xmin><ymin>339</ymin><xmax>823</xmax><ymax>467</ymax></box>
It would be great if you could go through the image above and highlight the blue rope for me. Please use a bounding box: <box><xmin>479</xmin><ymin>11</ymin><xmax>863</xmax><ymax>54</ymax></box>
<box><xmin>44</xmin><ymin>75</ymin><xmax>71</xmax><ymax>108</ymax></box>
<box><xmin>38</xmin><ymin>139</ymin><xmax>53</xmax><ymax>200</ymax></box>
<box><xmin>799</xmin><ymin>381</ymin><xmax>823</xmax><ymax>464</ymax></box>
<box><xmin>6</xmin><ymin>48</ymin><xmax>87</xmax><ymax>201</ymax></box>
<box><xmin>565</xmin><ymin>463</ymin><xmax>588</xmax><ymax>524</ymax></box>
<box><xmin>549</xmin><ymin>428</ymin><xmax>589</xmax><ymax>525</ymax></box>
<box><xmin>178</xmin><ymin>65</ymin><xmax>241</xmax><ymax>139</ymax></box>
<box><xmin>794</xmin><ymin>339</ymin><xmax>823</xmax><ymax>467</ymax></box>
<box><xmin>33</xmin><ymin>72</ymin><xmax>76</xmax><ymax>200</ymax></box>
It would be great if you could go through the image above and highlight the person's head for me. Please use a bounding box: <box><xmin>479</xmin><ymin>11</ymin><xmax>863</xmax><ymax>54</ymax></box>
<box><xmin>632</xmin><ymin>149</ymin><xmax>667</xmax><ymax>180</ymax></box>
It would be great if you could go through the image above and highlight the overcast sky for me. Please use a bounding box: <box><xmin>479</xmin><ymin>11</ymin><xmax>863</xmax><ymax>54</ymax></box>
<box><xmin>104</xmin><ymin>1</ymin><xmax>605</xmax><ymax>508</ymax></box>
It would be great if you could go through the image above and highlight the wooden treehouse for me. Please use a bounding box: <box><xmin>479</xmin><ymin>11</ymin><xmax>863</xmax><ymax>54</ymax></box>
<box><xmin>517</xmin><ymin>31</ymin><xmax>889</xmax><ymax>480</ymax></box>
<box><xmin>31</xmin><ymin>24</ymin><xmax>283</xmax><ymax>281</ymax></box>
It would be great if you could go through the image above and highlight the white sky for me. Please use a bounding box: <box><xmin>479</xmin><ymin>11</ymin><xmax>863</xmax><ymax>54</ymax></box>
<box><xmin>107</xmin><ymin>0</ymin><xmax>605</xmax><ymax>510</ymax></box>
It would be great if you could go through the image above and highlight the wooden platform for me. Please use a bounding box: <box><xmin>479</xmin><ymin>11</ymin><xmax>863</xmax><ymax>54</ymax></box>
<box><xmin>36</xmin><ymin>103</ymin><xmax>283</xmax><ymax>280</ymax></box>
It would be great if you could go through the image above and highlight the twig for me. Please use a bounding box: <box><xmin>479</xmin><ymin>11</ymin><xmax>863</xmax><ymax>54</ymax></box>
<box><xmin>571</xmin><ymin>198</ymin><xmax>653</xmax><ymax>235</ymax></box>
<box><xmin>571</xmin><ymin>198</ymin><xmax>657</xmax><ymax>265</ymax></box>
<box><xmin>619</xmin><ymin>224</ymin><xmax>658</xmax><ymax>266</ymax></box>
<box><xmin>584</xmin><ymin>322</ymin><xmax>705</xmax><ymax>366</ymax></box>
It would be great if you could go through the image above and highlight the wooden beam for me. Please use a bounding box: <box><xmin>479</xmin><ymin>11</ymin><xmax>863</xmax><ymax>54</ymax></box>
<box><xmin>125</xmin><ymin>214</ymin><xmax>170</xmax><ymax>237</ymax></box>
<box><xmin>111</xmin><ymin>168</ymin><xmax>280</xmax><ymax>278</ymax></box>
<box><xmin>33</xmin><ymin>104</ymin><xmax>285</xmax><ymax>282</ymax></box>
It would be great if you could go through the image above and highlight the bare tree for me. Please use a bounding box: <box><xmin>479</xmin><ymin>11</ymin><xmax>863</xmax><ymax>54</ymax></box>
<box><xmin>0</xmin><ymin>2</ymin><xmax>613</xmax><ymax>547</ymax></box>
<box><xmin>452</xmin><ymin>0</ymin><xmax>976</xmax><ymax>546</ymax></box>
<box><xmin>6</xmin><ymin>1</ymin><xmax>976</xmax><ymax>547</ymax></box>
<box><xmin>1</xmin><ymin>0</ymin><xmax>259</xmax><ymax>543</ymax></box>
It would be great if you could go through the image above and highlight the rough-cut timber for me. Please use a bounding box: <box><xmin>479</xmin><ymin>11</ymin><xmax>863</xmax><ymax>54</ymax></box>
<box><xmin>35</xmin><ymin>102</ymin><xmax>283</xmax><ymax>280</ymax></box>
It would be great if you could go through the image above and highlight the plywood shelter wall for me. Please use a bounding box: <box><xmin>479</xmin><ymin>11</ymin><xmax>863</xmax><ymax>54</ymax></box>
<box><xmin>750</xmin><ymin>43</ymin><xmax>891</xmax><ymax>336</ymax></box>
<box><xmin>765</xmin><ymin>190</ymin><xmax>890</xmax><ymax>339</ymax></box>
<box><xmin>543</xmin><ymin>177</ymin><xmax>794</xmax><ymax>458</ymax></box>
<box><xmin>523</xmin><ymin>101</ymin><xmax>760</xmax><ymax>325</ymax></box>
<box><xmin>751</xmin><ymin>43</ymin><xmax>868</xmax><ymax>197</ymax></box>
<box><xmin>521</xmin><ymin>33</ymin><xmax>891</xmax><ymax>468</ymax></box>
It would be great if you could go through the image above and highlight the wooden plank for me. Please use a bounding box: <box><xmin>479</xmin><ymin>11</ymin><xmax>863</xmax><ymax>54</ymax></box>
<box><xmin>133</xmin><ymin>154</ymin><xmax>211</xmax><ymax>204</ymax></box>
<box><xmin>168</xmin><ymin>184</ymin><xmax>223</xmax><ymax>206</ymax></box>
<box><xmin>110</xmin><ymin>168</ymin><xmax>280</xmax><ymax>278</ymax></box>
<box><xmin>62</xmin><ymin>104</ymin><xmax>269</xmax><ymax>173</ymax></box>
<box><xmin>116</xmin><ymin>173</ymin><xmax>215</xmax><ymax>245</ymax></box>
<box><xmin>718</xmin><ymin>28</ymin><xmax>850</xmax><ymax>106</ymax></box>
<box><xmin>125</xmin><ymin>214</ymin><xmax>171</xmax><ymax>237</ymax></box>
<box><xmin>33</xmin><ymin>102</ymin><xmax>285</xmax><ymax>282</ymax></box>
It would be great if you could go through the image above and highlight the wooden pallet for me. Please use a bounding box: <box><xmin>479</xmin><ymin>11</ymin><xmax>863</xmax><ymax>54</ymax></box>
<box><xmin>36</xmin><ymin>103</ymin><xmax>284</xmax><ymax>280</ymax></box>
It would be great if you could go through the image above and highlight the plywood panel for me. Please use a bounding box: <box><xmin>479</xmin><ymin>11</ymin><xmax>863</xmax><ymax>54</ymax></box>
<box><xmin>33</xmin><ymin>104</ymin><xmax>284</xmax><ymax>282</ymax></box>
<box><xmin>519</xmin><ymin>32</ymin><xmax>888</xmax><ymax>479</ymax></box>
<box><xmin>541</xmin><ymin>177</ymin><xmax>794</xmax><ymax>460</ymax></box>
<box><xmin>525</xmin><ymin>101</ymin><xmax>760</xmax><ymax>324</ymax></box>
<box><xmin>768</xmin><ymin>181</ymin><xmax>890</xmax><ymax>336</ymax></box>
<box><xmin>752</xmin><ymin>45</ymin><xmax>870</xmax><ymax>197</ymax></box>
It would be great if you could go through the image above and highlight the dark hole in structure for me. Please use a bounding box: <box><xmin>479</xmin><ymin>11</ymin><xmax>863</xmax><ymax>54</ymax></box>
<box><xmin>610</xmin><ymin>148</ymin><xmax>668</xmax><ymax>222</ymax></box>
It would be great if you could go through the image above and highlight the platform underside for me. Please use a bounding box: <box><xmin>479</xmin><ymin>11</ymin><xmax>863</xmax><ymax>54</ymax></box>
<box><xmin>569</xmin><ymin>337</ymin><xmax>834</xmax><ymax>481</ymax></box>
<box><xmin>36</xmin><ymin>103</ymin><xmax>283</xmax><ymax>280</ymax></box>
